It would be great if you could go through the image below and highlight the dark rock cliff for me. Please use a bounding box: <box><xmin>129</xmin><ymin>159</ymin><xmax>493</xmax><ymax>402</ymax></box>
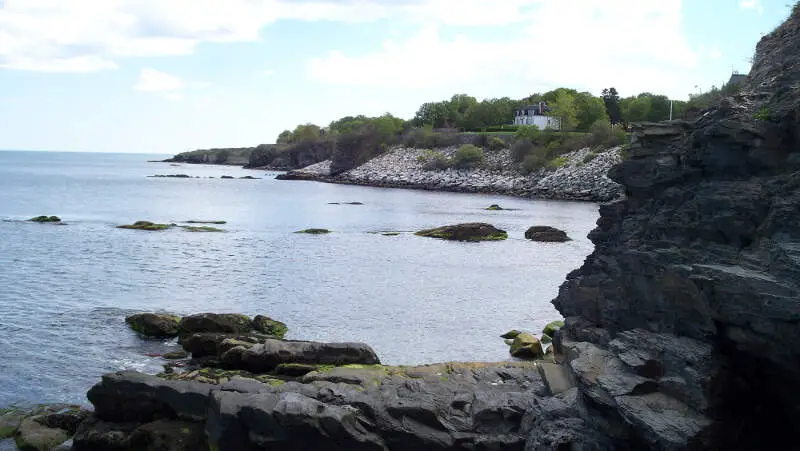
<box><xmin>246</xmin><ymin>141</ymin><xmax>333</xmax><ymax>169</ymax></box>
<box><xmin>552</xmin><ymin>5</ymin><xmax>800</xmax><ymax>449</ymax></box>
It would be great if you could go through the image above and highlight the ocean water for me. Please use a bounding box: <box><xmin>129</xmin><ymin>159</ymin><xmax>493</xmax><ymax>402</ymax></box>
<box><xmin>0</xmin><ymin>150</ymin><xmax>599</xmax><ymax>407</ymax></box>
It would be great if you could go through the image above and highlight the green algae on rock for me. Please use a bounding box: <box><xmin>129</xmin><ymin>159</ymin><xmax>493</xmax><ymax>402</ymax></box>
<box><xmin>118</xmin><ymin>221</ymin><xmax>171</xmax><ymax>231</ymax></box>
<box><xmin>381</xmin><ymin>232</ymin><xmax>400</xmax><ymax>236</ymax></box>
<box><xmin>125</xmin><ymin>313</ymin><xmax>181</xmax><ymax>337</ymax></box>
<box><xmin>509</xmin><ymin>332</ymin><xmax>544</xmax><ymax>359</ymax></box>
<box><xmin>500</xmin><ymin>330</ymin><xmax>522</xmax><ymax>339</ymax></box>
<box><xmin>294</xmin><ymin>228</ymin><xmax>331</xmax><ymax>234</ymax></box>
<box><xmin>29</xmin><ymin>216</ymin><xmax>61</xmax><ymax>223</ymax></box>
<box><xmin>185</xmin><ymin>220</ymin><xmax>227</xmax><ymax>224</ymax></box>
<box><xmin>486</xmin><ymin>204</ymin><xmax>504</xmax><ymax>211</ymax></box>
<box><xmin>415</xmin><ymin>223</ymin><xmax>507</xmax><ymax>242</ymax></box>
<box><xmin>252</xmin><ymin>315</ymin><xmax>288</xmax><ymax>338</ymax></box>
<box><xmin>542</xmin><ymin>320</ymin><xmax>564</xmax><ymax>337</ymax></box>
<box><xmin>182</xmin><ymin>226</ymin><xmax>224</xmax><ymax>232</ymax></box>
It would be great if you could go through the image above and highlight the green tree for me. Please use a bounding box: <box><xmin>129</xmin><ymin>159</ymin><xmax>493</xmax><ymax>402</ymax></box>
<box><xmin>276</xmin><ymin>130</ymin><xmax>294</xmax><ymax>144</ymax></box>
<box><xmin>549</xmin><ymin>91</ymin><xmax>578</xmax><ymax>131</ymax></box>
<box><xmin>574</xmin><ymin>92</ymin><xmax>609</xmax><ymax>131</ymax></box>
<box><xmin>620</xmin><ymin>95</ymin><xmax>651</xmax><ymax>123</ymax></box>
<box><xmin>601</xmin><ymin>87</ymin><xmax>623</xmax><ymax>125</ymax></box>
<box><xmin>292</xmin><ymin>123</ymin><xmax>322</xmax><ymax>143</ymax></box>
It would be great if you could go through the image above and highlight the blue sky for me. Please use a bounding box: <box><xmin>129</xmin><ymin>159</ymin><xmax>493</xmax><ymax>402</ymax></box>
<box><xmin>0</xmin><ymin>0</ymin><xmax>789</xmax><ymax>154</ymax></box>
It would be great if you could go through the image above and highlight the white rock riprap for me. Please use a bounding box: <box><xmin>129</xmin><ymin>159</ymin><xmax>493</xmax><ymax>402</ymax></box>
<box><xmin>284</xmin><ymin>146</ymin><xmax>624</xmax><ymax>202</ymax></box>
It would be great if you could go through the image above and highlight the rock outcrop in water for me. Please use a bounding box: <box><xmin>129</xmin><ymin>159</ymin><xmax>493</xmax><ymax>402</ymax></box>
<box><xmin>551</xmin><ymin>5</ymin><xmax>800</xmax><ymax>449</ymax></box>
<box><xmin>415</xmin><ymin>223</ymin><xmax>508</xmax><ymax>241</ymax></box>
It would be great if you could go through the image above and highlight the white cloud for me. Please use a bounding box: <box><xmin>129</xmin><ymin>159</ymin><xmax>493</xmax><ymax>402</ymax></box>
<box><xmin>263</xmin><ymin>69</ymin><xmax>275</xmax><ymax>76</ymax></box>
<box><xmin>134</xmin><ymin>68</ymin><xmax>184</xmax><ymax>92</ymax></box>
<box><xmin>308</xmin><ymin>0</ymin><xmax>701</xmax><ymax>99</ymax></box>
<box><xmin>0</xmin><ymin>0</ymin><xmax>545</xmax><ymax>73</ymax></box>
<box><xmin>740</xmin><ymin>0</ymin><xmax>764</xmax><ymax>15</ymax></box>
<box><xmin>165</xmin><ymin>93</ymin><xmax>184</xmax><ymax>101</ymax></box>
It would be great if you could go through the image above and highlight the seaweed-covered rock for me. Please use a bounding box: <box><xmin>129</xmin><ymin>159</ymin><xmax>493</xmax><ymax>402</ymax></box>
<box><xmin>178</xmin><ymin>313</ymin><xmax>253</xmax><ymax>336</ymax></box>
<box><xmin>486</xmin><ymin>204</ymin><xmax>503</xmax><ymax>210</ymax></box>
<box><xmin>524</xmin><ymin>226</ymin><xmax>571</xmax><ymax>242</ymax></box>
<box><xmin>251</xmin><ymin>315</ymin><xmax>287</xmax><ymax>338</ymax></box>
<box><xmin>294</xmin><ymin>228</ymin><xmax>331</xmax><ymax>234</ymax></box>
<box><xmin>117</xmin><ymin>221</ymin><xmax>171</xmax><ymax>231</ymax></box>
<box><xmin>15</xmin><ymin>417</ymin><xmax>69</xmax><ymax>451</ymax></box>
<box><xmin>509</xmin><ymin>333</ymin><xmax>544</xmax><ymax>359</ymax></box>
<box><xmin>184</xmin><ymin>220</ymin><xmax>226</xmax><ymax>224</ymax></box>
<box><xmin>125</xmin><ymin>313</ymin><xmax>181</xmax><ymax>338</ymax></box>
<box><xmin>500</xmin><ymin>330</ymin><xmax>522</xmax><ymax>339</ymax></box>
<box><xmin>241</xmin><ymin>339</ymin><xmax>380</xmax><ymax>373</ymax></box>
<box><xmin>182</xmin><ymin>226</ymin><xmax>224</xmax><ymax>232</ymax></box>
<box><xmin>29</xmin><ymin>216</ymin><xmax>61</xmax><ymax>223</ymax></box>
<box><xmin>415</xmin><ymin>223</ymin><xmax>508</xmax><ymax>241</ymax></box>
<box><xmin>542</xmin><ymin>320</ymin><xmax>564</xmax><ymax>338</ymax></box>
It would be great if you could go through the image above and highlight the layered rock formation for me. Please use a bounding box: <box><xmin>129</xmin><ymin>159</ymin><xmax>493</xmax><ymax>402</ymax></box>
<box><xmin>551</xmin><ymin>5</ymin><xmax>800</xmax><ymax>449</ymax></box>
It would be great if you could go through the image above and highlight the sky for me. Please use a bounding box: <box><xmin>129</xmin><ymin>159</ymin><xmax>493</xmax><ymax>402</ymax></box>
<box><xmin>0</xmin><ymin>0</ymin><xmax>791</xmax><ymax>154</ymax></box>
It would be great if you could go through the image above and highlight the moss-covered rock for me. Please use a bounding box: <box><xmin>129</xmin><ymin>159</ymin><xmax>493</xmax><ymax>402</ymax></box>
<box><xmin>275</xmin><ymin>363</ymin><xmax>321</xmax><ymax>377</ymax></box>
<box><xmin>125</xmin><ymin>313</ymin><xmax>181</xmax><ymax>338</ymax></box>
<box><xmin>500</xmin><ymin>330</ymin><xmax>522</xmax><ymax>339</ymax></box>
<box><xmin>252</xmin><ymin>315</ymin><xmax>288</xmax><ymax>338</ymax></box>
<box><xmin>524</xmin><ymin>226</ymin><xmax>571</xmax><ymax>242</ymax></box>
<box><xmin>486</xmin><ymin>204</ymin><xmax>503</xmax><ymax>211</ymax></box>
<box><xmin>0</xmin><ymin>409</ymin><xmax>25</xmax><ymax>438</ymax></box>
<box><xmin>15</xmin><ymin>416</ymin><xmax>69</xmax><ymax>451</ymax></box>
<box><xmin>381</xmin><ymin>232</ymin><xmax>400</xmax><ymax>236</ymax></box>
<box><xmin>182</xmin><ymin>226</ymin><xmax>224</xmax><ymax>232</ymax></box>
<box><xmin>294</xmin><ymin>228</ymin><xmax>331</xmax><ymax>234</ymax></box>
<box><xmin>509</xmin><ymin>333</ymin><xmax>544</xmax><ymax>359</ymax></box>
<box><xmin>415</xmin><ymin>223</ymin><xmax>507</xmax><ymax>242</ymax></box>
<box><xmin>118</xmin><ymin>221</ymin><xmax>171</xmax><ymax>231</ymax></box>
<box><xmin>185</xmin><ymin>220</ymin><xmax>226</xmax><ymax>224</ymax></box>
<box><xmin>163</xmin><ymin>350</ymin><xmax>189</xmax><ymax>360</ymax></box>
<box><xmin>542</xmin><ymin>320</ymin><xmax>564</xmax><ymax>337</ymax></box>
<box><xmin>29</xmin><ymin>216</ymin><xmax>61</xmax><ymax>223</ymax></box>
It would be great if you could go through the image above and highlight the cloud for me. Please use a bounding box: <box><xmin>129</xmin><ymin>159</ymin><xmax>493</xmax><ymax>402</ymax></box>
<box><xmin>740</xmin><ymin>0</ymin><xmax>764</xmax><ymax>15</ymax></box>
<box><xmin>0</xmin><ymin>0</ymin><xmax>544</xmax><ymax>73</ymax></box>
<box><xmin>263</xmin><ymin>69</ymin><xmax>275</xmax><ymax>76</ymax></box>
<box><xmin>307</xmin><ymin>0</ymin><xmax>701</xmax><ymax>99</ymax></box>
<box><xmin>134</xmin><ymin>68</ymin><xmax>184</xmax><ymax>92</ymax></box>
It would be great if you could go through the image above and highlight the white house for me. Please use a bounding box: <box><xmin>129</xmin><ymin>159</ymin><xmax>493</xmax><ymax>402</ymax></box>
<box><xmin>514</xmin><ymin>102</ymin><xmax>561</xmax><ymax>130</ymax></box>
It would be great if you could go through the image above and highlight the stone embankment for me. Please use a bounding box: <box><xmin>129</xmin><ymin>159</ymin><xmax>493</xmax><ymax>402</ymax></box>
<box><xmin>278</xmin><ymin>146</ymin><xmax>624</xmax><ymax>203</ymax></box>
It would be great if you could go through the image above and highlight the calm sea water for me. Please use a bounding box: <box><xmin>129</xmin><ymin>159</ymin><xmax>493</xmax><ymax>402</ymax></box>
<box><xmin>0</xmin><ymin>150</ymin><xmax>599</xmax><ymax>408</ymax></box>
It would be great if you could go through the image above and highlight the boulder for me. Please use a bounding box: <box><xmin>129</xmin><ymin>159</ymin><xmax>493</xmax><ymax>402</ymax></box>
<box><xmin>500</xmin><ymin>330</ymin><xmax>522</xmax><ymax>339</ymax></box>
<box><xmin>241</xmin><ymin>339</ymin><xmax>380</xmax><ymax>373</ymax></box>
<box><xmin>127</xmin><ymin>419</ymin><xmax>207</xmax><ymax>451</ymax></box>
<box><xmin>415</xmin><ymin>223</ymin><xmax>508</xmax><ymax>241</ymax></box>
<box><xmin>15</xmin><ymin>416</ymin><xmax>69</xmax><ymax>451</ymax></box>
<box><xmin>29</xmin><ymin>216</ymin><xmax>61</xmax><ymax>223</ymax></box>
<box><xmin>117</xmin><ymin>221</ymin><xmax>171</xmax><ymax>231</ymax></box>
<box><xmin>486</xmin><ymin>204</ymin><xmax>504</xmax><ymax>210</ymax></box>
<box><xmin>163</xmin><ymin>351</ymin><xmax>189</xmax><ymax>360</ymax></box>
<box><xmin>524</xmin><ymin>226</ymin><xmax>571</xmax><ymax>242</ymax></box>
<box><xmin>509</xmin><ymin>333</ymin><xmax>544</xmax><ymax>359</ymax></box>
<box><xmin>1</xmin><ymin>409</ymin><xmax>25</xmax><ymax>438</ymax></box>
<box><xmin>542</xmin><ymin>320</ymin><xmax>564</xmax><ymax>338</ymax></box>
<box><xmin>251</xmin><ymin>315</ymin><xmax>288</xmax><ymax>338</ymax></box>
<box><xmin>294</xmin><ymin>228</ymin><xmax>331</xmax><ymax>234</ymax></box>
<box><xmin>125</xmin><ymin>313</ymin><xmax>181</xmax><ymax>338</ymax></box>
<box><xmin>178</xmin><ymin>313</ymin><xmax>253</xmax><ymax>335</ymax></box>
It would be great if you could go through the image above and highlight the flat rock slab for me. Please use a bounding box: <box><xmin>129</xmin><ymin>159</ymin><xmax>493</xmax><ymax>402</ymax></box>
<box><xmin>538</xmin><ymin>362</ymin><xmax>573</xmax><ymax>395</ymax></box>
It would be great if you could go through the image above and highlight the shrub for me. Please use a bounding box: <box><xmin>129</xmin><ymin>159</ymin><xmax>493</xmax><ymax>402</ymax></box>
<box><xmin>522</xmin><ymin>152</ymin><xmax>547</xmax><ymax>174</ymax></box>
<box><xmin>418</xmin><ymin>149</ymin><xmax>450</xmax><ymax>171</ymax></box>
<box><xmin>487</xmin><ymin>137</ymin><xmax>507</xmax><ymax>151</ymax></box>
<box><xmin>330</xmin><ymin>124</ymin><xmax>382</xmax><ymax>174</ymax></box>
<box><xmin>548</xmin><ymin>156</ymin><xmax>570</xmax><ymax>168</ymax></box>
<box><xmin>511</xmin><ymin>140</ymin><xmax>535</xmax><ymax>162</ymax></box>
<box><xmin>515</xmin><ymin>125</ymin><xmax>541</xmax><ymax>144</ymax></box>
<box><xmin>583</xmin><ymin>152</ymin><xmax>598</xmax><ymax>164</ymax></box>
<box><xmin>452</xmin><ymin>144</ymin><xmax>485</xmax><ymax>169</ymax></box>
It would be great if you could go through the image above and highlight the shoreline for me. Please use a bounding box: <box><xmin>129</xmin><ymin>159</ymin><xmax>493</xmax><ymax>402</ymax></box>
<box><xmin>275</xmin><ymin>145</ymin><xmax>624</xmax><ymax>203</ymax></box>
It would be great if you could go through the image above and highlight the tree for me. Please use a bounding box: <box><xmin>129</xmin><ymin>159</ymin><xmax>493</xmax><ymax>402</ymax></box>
<box><xmin>276</xmin><ymin>130</ymin><xmax>294</xmax><ymax>144</ymax></box>
<box><xmin>549</xmin><ymin>91</ymin><xmax>578</xmax><ymax>131</ymax></box>
<box><xmin>601</xmin><ymin>87</ymin><xmax>623</xmax><ymax>125</ymax></box>
<box><xmin>292</xmin><ymin>123</ymin><xmax>322</xmax><ymax>143</ymax></box>
<box><xmin>574</xmin><ymin>92</ymin><xmax>609</xmax><ymax>131</ymax></box>
<box><xmin>620</xmin><ymin>95</ymin><xmax>651</xmax><ymax>123</ymax></box>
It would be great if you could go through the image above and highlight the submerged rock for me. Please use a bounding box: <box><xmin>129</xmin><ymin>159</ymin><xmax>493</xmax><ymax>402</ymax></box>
<box><xmin>184</xmin><ymin>220</ymin><xmax>226</xmax><ymax>224</ymax></box>
<box><xmin>500</xmin><ymin>329</ymin><xmax>522</xmax><ymax>339</ymax></box>
<box><xmin>182</xmin><ymin>226</ymin><xmax>224</xmax><ymax>232</ymax></box>
<box><xmin>415</xmin><ymin>222</ymin><xmax>508</xmax><ymax>241</ymax></box>
<box><xmin>29</xmin><ymin>216</ymin><xmax>61</xmax><ymax>223</ymax></box>
<box><xmin>524</xmin><ymin>225</ymin><xmax>571</xmax><ymax>242</ymax></box>
<box><xmin>117</xmin><ymin>221</ymin><xmax>171</xmax><ymax>231</ymax></box>
<box><xmin>294</xmin><ymin>228</ymin><xmax>331</xmax><ymax>234</ymax></box>
<box><xmin>125</xmin><ymin>313</ymin><xmax>181</xmax><ymax>338</ymax></box>
<box><xmin>486</xmin><ymin>204</ymin><xmax>503</xmax><ymax>210</ymax></box>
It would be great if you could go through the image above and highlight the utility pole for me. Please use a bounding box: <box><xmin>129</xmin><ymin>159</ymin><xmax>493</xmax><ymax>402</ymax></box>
<box><xmin>669</xmin><ymin>100</ymin><xmax>673</xmax><ymax>121</ymax></box>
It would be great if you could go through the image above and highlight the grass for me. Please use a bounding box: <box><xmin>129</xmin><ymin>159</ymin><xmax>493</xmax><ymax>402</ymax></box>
<box><xmin>547</xmin><ymin>156</ymin><xmax>570</xmax><ymax>169</ymax></box>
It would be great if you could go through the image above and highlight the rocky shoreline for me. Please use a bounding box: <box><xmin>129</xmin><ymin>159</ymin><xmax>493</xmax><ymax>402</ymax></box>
<box><xmin>277</xmin><ymin>145</ymin><xmax>624</xmax><ymax>203</ymax></box>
